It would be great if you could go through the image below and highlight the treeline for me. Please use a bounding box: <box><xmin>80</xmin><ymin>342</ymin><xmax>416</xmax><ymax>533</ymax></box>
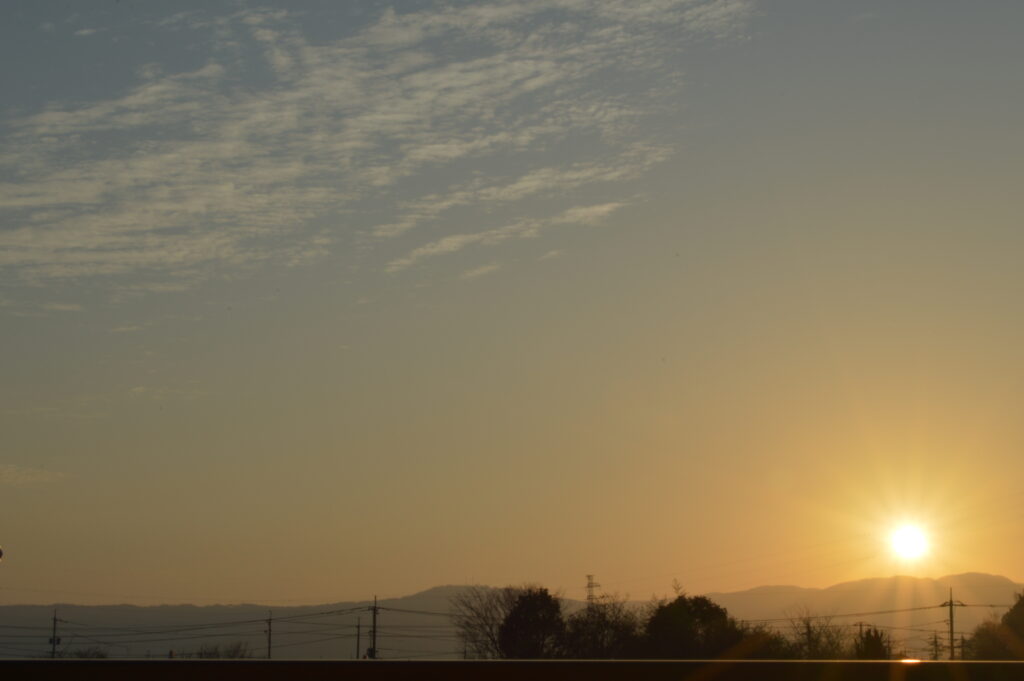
<box><xmin>964</xmin><ymin>593</ymin><xmax>1024</xmax><ymax>659</ymax></box>
<box><xmin>57</xmin><ymin>641</ymin><xmax>252</xmax><ymax>660</ymax></box>
<box><xmin>451</xmin><ymin>585</ymin><xmax>1024</xmax><ymax>660</ymax></box>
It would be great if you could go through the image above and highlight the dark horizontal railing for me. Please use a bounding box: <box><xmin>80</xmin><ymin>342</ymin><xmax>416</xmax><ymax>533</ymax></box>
<box><xmin>4</xmin><ymin>660</ymin><xmax>1024</xmax><ymax>681</ymax></box>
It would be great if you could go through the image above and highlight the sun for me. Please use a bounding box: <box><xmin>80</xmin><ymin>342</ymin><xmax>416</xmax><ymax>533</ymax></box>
<box><xmin>889</xmin><ymin>524</ymin><xmax>929</xmax><ymax>560</ymax></box>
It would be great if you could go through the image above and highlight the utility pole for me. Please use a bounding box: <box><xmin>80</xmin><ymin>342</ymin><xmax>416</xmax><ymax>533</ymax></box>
<box><xmin>266</xmin><ymin>611</ymin><xmax>272</xmax><ymax>660</ymax></box>
<box><xmin>356</xmin><ymin>617</ymin><xmax>361</xmax><ymax>659</ymax></box>
<box><xmin>930</xmin><ymin>631</ymin><xmax>942</xmax><ymax>660</ymax></box>
<box><xmin>49</xmin><ymin>610</ymin><xmax>60</xmax><ymax>659</ymax></box>
<box><xmin>585</xmin><ymin>575</ymin><xmax>601</xmax><ymax>607</ymax></box>
<box><xmin>941</xmin><ymin>588</ymin><xmax>965</xmax><ymax>660</ymax></box>
<box><xmin>804</xmin><ymin>620</ymin><xmax>814</xmax><ymax>657</ymax></box>
<box><xmin>369</xmin><ymin>596</ymin><xmax>378</xmax><ymax>659</ymax></box>
<box><xmin>948</xmin><ymin>588</ymin><xmax>955</xmax><ymax>660</ymax></box>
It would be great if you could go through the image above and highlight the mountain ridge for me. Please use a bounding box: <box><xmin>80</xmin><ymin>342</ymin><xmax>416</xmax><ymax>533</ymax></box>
<box><xmin>1</xmin><ymin>574</ymin><xmax>1019</xmax><ymax>659</ymax></box>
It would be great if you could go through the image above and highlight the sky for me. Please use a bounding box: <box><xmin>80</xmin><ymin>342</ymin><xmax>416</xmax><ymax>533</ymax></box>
<box><xmin>2</xmin><ymin>0</ymin><xmax>1024</xmax><ymax>607</ymax></box>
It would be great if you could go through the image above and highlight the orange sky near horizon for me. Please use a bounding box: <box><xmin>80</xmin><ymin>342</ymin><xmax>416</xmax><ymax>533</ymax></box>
<box><xmin>2</xmin><ymin>0</ymin><xmax>1024</xmax><ymax>607</ymax></box>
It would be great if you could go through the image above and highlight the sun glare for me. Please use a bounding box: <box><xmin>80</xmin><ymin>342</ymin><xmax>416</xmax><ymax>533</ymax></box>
<box><xmin>890</xmin><ymin>524</ymin><xmax>929</xmax><ymax>560</ymax></box>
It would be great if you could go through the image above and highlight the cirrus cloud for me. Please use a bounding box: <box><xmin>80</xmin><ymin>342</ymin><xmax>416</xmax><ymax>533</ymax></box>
<box><xmin>0</xmin><ymin>464</ymin><xmax>66</xmax><ymax>486</ymax></box>
<box><xmin>1</xmin><ymin>1</ymin><xmax>752</xmax><ymax>291</ymax></box>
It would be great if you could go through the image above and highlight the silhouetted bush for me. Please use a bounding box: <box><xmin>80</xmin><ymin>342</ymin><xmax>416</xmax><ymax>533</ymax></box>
<box><xmin>562</xmin><ymin>597</ymin><xmax>642</xmax><ymax>658</ymax></box>
<box><xmin>63</xmin><ymin>646</ymin><xmax>108</xmax><ymax>658</ymax></box>
<box><xmin>497</xmin><ymin>588</ymin><xmax>565</xmax><ymax>659</ymax></box>
<box><xmin>786</xmin><ymin>610</ymin><xmax>850</xmax><ymax>659</ymax></box>
<box><xmin>852</xmin><ymin>626</ymin><xmax>892</xmax><ymax>659</ymax></box>
<box><xmin>451</xmin><ymin>585</ymin><xmax>529</xmax><ymax>658</ymax></box>
<box><xmin>642</xmin><ymin>594</ymin><xmax>749</xmax><ymax>658</ymax></box>
<box><xmin>193</xmin><ymin>641</ymin><xmax>251</xmax><ymax>659</ymax></box>
<box><xmin>453</xmin><ymin>584</ymin><xmax>807</xmax><ymax>660</ymax></box>
<box><xmin>965</xmin><ymin>592</ymin><xmax>1024</xmax><ymax>659</ymax></box>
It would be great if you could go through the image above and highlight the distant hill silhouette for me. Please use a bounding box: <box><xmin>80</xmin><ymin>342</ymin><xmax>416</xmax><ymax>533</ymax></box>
<box><xmin>0</xmin><ymin>585</ymin><xmax>466</xmax><ymax>660</ymax></box>
<box><xmin>0</xmin><ymin>576</ymin><xmax>1018</xmax><ymax>659</ymax></box>
<box><xmin>708</xmin><ymin>572</ymin><xmax>1023</xmax><ymax>650</ymax></box>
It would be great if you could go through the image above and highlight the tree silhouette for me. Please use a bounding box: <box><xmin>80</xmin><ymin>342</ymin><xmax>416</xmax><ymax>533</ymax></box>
<box><xmin>193</xmin><ymin>641</ymin><xmax>251</xmax><ymax>659</ymax></box>
<box><xmin>966</xmin><ymin>621</ymin><xmax>1008</xmax><ymax>660</ymax></box>
<box><xmin>62</xmin><ymin>647</ymin><xmax>108</xmax><ymax>658</ymax></box>
<box><xmin>451</xmin><ymin>585</ymin><xmax>527</xmax><ymax>658</ymax></box>
<box><xmin>735</xmin><ymin>624</ymin><xmax>796</xmax><ymax>659</ymax></box>
<box><xmin>1000</xmin><ymin>593</ymin><xmax>1024</xmax><ymax>657</ymax></box>
<box><xmin>966</xmin><ymin>592</ymin><xmax>1024</xmax><ymax>659</ymax></box>
<box><xmin>852</xmin><ymin>626</ymin><xmax>892</xmax><ymax>659</ymax></box>
<box><xmin>643</xmin><ymin>594</ymin><xmax>747</xmax><ymax>658</ymax></box>
<box><xmin>454</xmin><ymin>584</ymin><xmax>797</xmax><ymax>660</ymax></box>
<box><xmin>497</xmin><ymin>588</ymin><xmax>565</xmax><ymax>658</ymax></box>
<box><xmin>562</xmin><ymin>597</ymin><xmax>642</xmax><ymax>659</ymax></box>
<box><xmin>787</xmin><ymin>611</ymin><xmax>849</xmax><ymax>659</ymax></box>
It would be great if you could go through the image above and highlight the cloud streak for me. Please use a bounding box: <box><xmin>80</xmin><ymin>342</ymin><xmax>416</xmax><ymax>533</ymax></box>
<box><xmin>0</xmin><ymin>1</ymin><xmax>752</xmax><ymax>290</ymax></box>
<box><xmin>461</xmin><ymin>263</ymin><xmax>501</xmax><ymax>280</ymax></box>
<box><xmin>0</xmin><ymin>464</ymin><xmax>65</xmax><ymax>486</ymax></box>
<box><xmin>386</xmin><ymin>202</ymin><xmax>625</xmax><ymax>272</ymax></box>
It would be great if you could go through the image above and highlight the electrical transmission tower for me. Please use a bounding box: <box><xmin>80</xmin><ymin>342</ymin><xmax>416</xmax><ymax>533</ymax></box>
<box><xmin>586</xmin><ymin>575</ymin><xmax>601</xmax><ymax>606</ymax></box>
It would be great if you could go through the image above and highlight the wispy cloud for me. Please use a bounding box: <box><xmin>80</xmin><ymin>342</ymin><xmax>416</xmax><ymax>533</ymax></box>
<box><xmin>124</xmin><ymin>386</ymin><xmax>206</xmax><ymax>405</ymax></box>
<box><xmin>41</xmin><ymin>302</ymin><xmax>84</xmax><ymax>312</ymax></box>
<box><xmin>386</xmin><ymin>202</ymin><xmax>624</xmax><ymax>272</ymax></box>
<box><xmin>681</xmin><ymin>0</ymin><xmax>754</xmax><ymax>39</ymax></box>
<box><xmin>372</xmin><ymin>146</ymin><xmax>666</xmax><ymax>240</ymax></box>
<box><xmin>1</xmin><ymin>1</ymin><xmax>752</xmax><ymax>290</ymax></box>
<box><xmin>0</xmin><ymin>464</ymin><xmax>65</xmax><ymax>486</ymax></box>
<box><xmin>461</xmin><ymin>263</ymin><xmax>501</xmax><ymax>280</ymax></box>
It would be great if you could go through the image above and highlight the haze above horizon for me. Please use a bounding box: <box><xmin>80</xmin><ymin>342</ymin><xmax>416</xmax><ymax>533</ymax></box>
<box><xmin>3</xmin><ymin>1</ymin><xmax>1023</xmax><ymax>608</ymax></box>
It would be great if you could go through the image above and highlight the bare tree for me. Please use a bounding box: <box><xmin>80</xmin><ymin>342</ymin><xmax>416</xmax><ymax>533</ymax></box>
<box><xmin>62</xmin><ymin>646</ymin><xmax>108</xmax><ymax>658</ymax></box>
<box><xmin>450</xmin><ymin>585</ymin><xmax>528</xmax><ymax>658</ymax></box>
<box><xmin>193</xmin><ymin>641</ymin><xmax>251</xmax><ymax>659</ymax></box>
<box><xmin>787</xmin><ymin>609</ymin><xmax>849</xmax><ymax>659</ymax></box>
<box><xmin>965</xmin><ymin>593</ymin><xmax>1024</xmax><ymax>659</ymax></box>
<box><xmin>852</xmin><ymin>626</ymin><xmax>892</xmax><ymax>659</ymax></box>
<box><xmin>562</xmin><ymin>595</ymin><xmax>642</xmax><ymax>658</ymax></box>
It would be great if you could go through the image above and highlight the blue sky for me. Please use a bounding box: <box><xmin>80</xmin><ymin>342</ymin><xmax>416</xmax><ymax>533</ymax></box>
<box><xmin>3</xmin><ymin>1</ymin><xmax>1024</xmax><ymax>606</ymax></box>
<box><xmin>2</xmin><ymin>1</ymin><xmax>745</xmax><ymax>293</ymax></box>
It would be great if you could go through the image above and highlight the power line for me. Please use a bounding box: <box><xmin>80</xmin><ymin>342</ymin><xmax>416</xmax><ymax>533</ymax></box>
<box><xmin>57</xmin><ymin>616</ymin><xmax>271</xmax><ymax>633</ymax></box>
<box><xmin>378</xmin><ymin>606</ymin><xmax>452</xmax><ymax>617</ymax></box>
<box><xmin>0</xmin><ymin>644</ymin><xmax>46</xmax><ymax>657</ymax></box>
<box><xmin>271</xmin><ymin>624</ymin><xmax>350</xmax><ymax>636</ymax></box>
<box><xmin>56</xmin><ymin>604</ymin><xmax>369</xmax><ymax>639</ymax></box>
<box><xmin>269</xmin><ymin>634</ymin><xmax>358</xmax><ymax>651</ymax></box>
<box><xmin>0</xmin><ymin>624</ymin><xmax>52</xmax><ymax>631</ymax></box>
<box><xmin>0</xmin><ymin>603</ymin><xmax>401</xmax><ymax>659</ymax></box>
<box><xmin>745</xmin><ymin>603</ymin><xmax>944</xmax><ymax>624</ymax></box>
